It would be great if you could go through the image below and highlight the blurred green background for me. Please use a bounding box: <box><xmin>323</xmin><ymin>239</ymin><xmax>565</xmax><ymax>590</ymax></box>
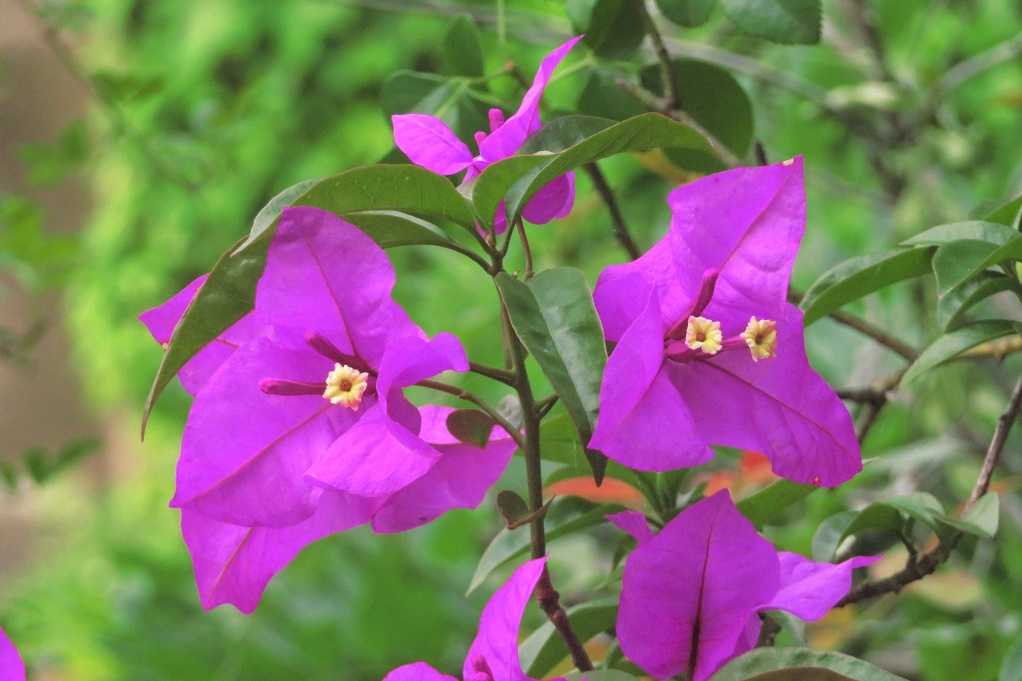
<box><xmin>1</xmin><ymin>1</ymin><xmax>1021</xmax><ymax>679</ymax></box>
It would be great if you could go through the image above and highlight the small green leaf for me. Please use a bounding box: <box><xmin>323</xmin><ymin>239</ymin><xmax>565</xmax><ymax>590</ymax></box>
<box><xmin>937</xmin><ymin>273</ymin><xmax>1016</xmax><ymax>330</ymax></box>
<box><xmin>709</xmin><ymin>647</ymin><xmax>909</xmax><ymax>680</ymax></box>
<box><xmin>496</xmin><ymin>490</ymin><xmax>532</xmax><ymax>527</ymax></box>
<box><xmin>656</xmin><ymin>0</ymin><xmax>717</xmax><ymax>26</ymax></box>
<box><xmin>567</xmin><ymin>0</ymin><xmax>647</xmax><ymax>57</ymax></box>
<box><xmin>720</xmin><ymin>0</ymin><xmax>821</xmax><ymax>44</ymax></box>
<box><xmin>446</xmin><ymin>409</ymin><xmax>495</xmax><ymax>447</ymax></box>
<box><xmin>467</xmin><ymin>502</ymin><xmax>619</xmax><ymax>594</ymax></box>
<box><xmin>942</xmin><ymin>492</ymin><xmax>999</xmax><ymax>539</ymax></box>
<box><xmin>641</xmin><ymin>59</ymin><xmax>754</xmax><ymax>172</ymax></box>
<box><xmin>801</xmin><ymin>248</ymin><xmax>933</xmax><ymax>325</ymax></box>
<box><xmin>736</xmin><ymin>479</ymin><xmax>817</xmax><ymax>528</ymax></box>
<box><xmin>497</xmin><ymin>269</ymin><xmax>608</xmax><ymax>483</ymax></box>
<box><xmin>520</xmin><ymin>598</ymin><xmax>618</xmax><ymax>677</ymax></box>
<box><xmin>902</xmin><ymin>320</ymin><xmax>1021</xmax><ymax>384</ymax></box>
<box><xmin>841</xmin><ymin>493</ymin><xmax>946</xmax><ymax>544</ymax></box>
<box><xmin>443</xmin><ymin>14</ymin><xmax>484</xmax><ymax>77</ymax></box>
<box><xmin>474</xmin><ymin>112</ymin><xmax>714</xmax><ymax>228</ymax></box>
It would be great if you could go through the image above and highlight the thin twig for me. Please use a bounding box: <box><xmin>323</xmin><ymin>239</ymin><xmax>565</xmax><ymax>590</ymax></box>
<box><xmin>788</xmin><ymin>289</ymin><xmax>918</xmax><ymax>362</ymax></box>
<box><xmin>840</xmin><ymin>375</ymin><xmax>1022</xmax><ymax>606</ymax></box>
<box><xmin>469</xmin><ymin>361</ymin><xmax>517</xmax><ymax>386</ymax></box>
<box><xmin>515</xmin><ymin>217</ymin><xmax>535</xmax><ymax>279</ymax></box>
<box><xmin>584</xmin><ymin>163</ymin><xmax>641</xmax><ymax>260</ymax></box>
<box><xmin>417</xmin><ymin>379</ymin><xmax>524</xmax><ymax>448</ymax></box>
<box><xmin>638</xmin><ymin>0</ymin><xmax>680</xmax><ymax>110</ymax></box>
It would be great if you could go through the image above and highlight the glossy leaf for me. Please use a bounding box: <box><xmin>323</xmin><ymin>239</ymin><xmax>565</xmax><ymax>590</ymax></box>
<box><xmin>567</xmin><ymin>0</ymin><xmax>646</xmax><ymax>57</ymax></box>
<box><xmin>984</xmin><ymin>192</ymin><xmax>1022</xmax><ymax>228</ymax></box>
<box><xmin>903</xmin><ymin>320</ymin><xmax>1021</xmax><ymax>384</ymax></box>
<box><xmin>657</xmin><ymin>0</ymin><xmax>717</xmax><ymax>26</ymax></box>
<box><xmin>641</xmin><ymin>59</ymin><xmax>754</xmax><ymax>171</ymax></box>
<box><xmin>937</xmin><ymin>273</ymin><xmax>1016</xmax><ymax>330</ymax></box>
<box><xmin>520</xmin><ymin>598</ymin><xmax>618</xmax><ymax>676</ymax></box>
<box><xmin>709</xmin><ymin>647</ymin><xmax>908</xmax><ymax>681</ymax></box>
<box><xmin>443</xmin><ymin>15</ymin><xmax>484</xmax><ymax>77</ymax></box>
<box><xmin>497</xmin><ymin>269</ymin><xmax>608</xmax><ymax>482</ymax></box>
<box><xmin>578</xmin><ymin>69</ymin><xmax>648</xmax><ymax>121</ymax></box>
<box><xmin>932</xmin><ymin>235</ymin><xmax>1022</xmax><ymax>296</ymax></box>
<box><xmin>473</xmin><ymin>112</ymin><xmax>713</xmax><ymax>228</ymax></box>
<box><xmin>801</xmin><ymin>248</ymin><xmax>933</xmax><ymax>325</ymax></box>
<box><xmin>901</xmin><ymin>220</ymin><xmax>1018</xmax><ymax>247</ymax></box>
<box><xmin>466</xmin><ymin>503</ymin><xmax>620</xmax><ymax>595</ymax></box>
<box><xmin>736</xmin><ymin>479</ymin><xmax>817</xmax><ymax>528</ymax></box>
<box><xmin>446</xmin><ymin>409</ymin><xmax>495</xmax><ymax>447</ymax></box>
<box><xmin>719</xmin><ymin>0</ymin><xmax>822</xmax><ymax>45</ymax></box>
<box><xmin>942</xmin><ymin>492</ymin><xmax>999</xmax><ymax>539</ymax></box>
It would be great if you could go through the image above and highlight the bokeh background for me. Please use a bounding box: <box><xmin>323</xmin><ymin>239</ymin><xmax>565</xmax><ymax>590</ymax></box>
<box><xmin>2</xmin><ymin>1</ymin><xmax>1021</xmax><ymax>679</ymax></box>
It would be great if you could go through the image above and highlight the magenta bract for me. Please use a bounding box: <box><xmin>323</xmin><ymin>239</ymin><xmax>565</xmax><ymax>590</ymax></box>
<box><xmin>140</xmin><ymin>207</ymin><xmax>515</xmax><ymax>612</ymax></box>
<box><xmin>589</xmin><ymin>158</ymin><xmax>861</xmax><ymax>487</ymax></box>
<box><xmin>383</xmin><ymin>558</ymin><xmax>559</xmax><ymax>681</ymax></box>
<box><xmin>391</xmin><ymin>36</ymin><xmax>583</xmax><ymax>230</ymax></box>
<box><xmin>0</xmin><ymin>628</ymin><xmax>25</xmax><ymax>681</ymax></box>
<box><xmin>611</xmin><ymin>491</ymin><xmax>878</xmax><ymax>681</ymax></box>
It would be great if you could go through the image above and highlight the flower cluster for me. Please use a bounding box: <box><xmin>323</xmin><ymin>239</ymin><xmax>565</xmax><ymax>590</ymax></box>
<box><xmin>139</xmin><ymin>35</ymin><xmax>869</xmax><ymax>681</ymax></box>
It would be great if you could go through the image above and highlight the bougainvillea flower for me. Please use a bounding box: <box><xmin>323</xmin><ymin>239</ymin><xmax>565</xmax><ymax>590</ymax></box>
<box><xmin>610</xmin><ymin>491</ymin><xmax>878</xmax><ymax>681</ymax></box>
<box><xmin>141</xmin><ymin>207</ymin><xmax>515</xmax><ymax>611</ymax></box>
<box><xmin>0</xmin><ymin>628</ymin><xmax>25</xmax><ymax>681</ymax></box>
<box><xmin>589</xmin><ymin>157</ymin><xmax>860</xmax><ymax>487</ymax></box>
<box><xmin>392</xmin><ymin>36</ymin><xmax>582</xmax><ymax>231</ymax></box>
<box><xmin>382</xmin><ymin>558</ymin><xmax>561</xmax><ymax>681</ymax></box>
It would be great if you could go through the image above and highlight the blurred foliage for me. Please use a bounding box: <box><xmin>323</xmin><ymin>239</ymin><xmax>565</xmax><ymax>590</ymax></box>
<box><xmin>1</xmin><ymin>0</ymin><xmax>1021</xmax><ymax>680</ymax></box>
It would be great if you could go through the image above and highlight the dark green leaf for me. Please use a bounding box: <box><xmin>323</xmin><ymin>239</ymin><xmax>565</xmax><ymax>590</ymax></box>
<box><xmin>496</xmin><ymin>269</ymin><xmax>608</xmax><ymax>482</ymax></box>
<box><xmin>467</xmin><ymin>502</ymin><xmax>620</xmax><ymax>594</ymax></box>
<box><xmin>657</xmin><ymin>0</ymin><xmax>717</xmax><ymax>26</ymax></box>
<box><xmin>443</xmin><ymin>14</ymin><xmax>484</xmax><ymax>77</ymax></box>
<box><xmin>709</xmin><ymin>647</ymin><xmax>908</xmax><ymax>680</ymax></box>
<box><xmin>641</xmin><ymin>59</ymin><xmax>754</xmax><ymax>171</ymax></box>
<box><xmin>801</xmin><ymin>248</ymin><xmax>933</xmax><ymax>325</ymax></box>
<box><xmin>902</xmin><ymin>220</ymin><xmax>1018</xmax><ymax>247</ymax></box>
<box><xmin>342</xmin><ymin>211</ymin><xmax>459</xmax><ymax>249</ymax></box>
<box><xmin>446</xmin><ymin>409</ymin><xmax>495</xmax><ymax>447</ymax></box>
<box><xmin>984</xmin><ymin>192</ymin><xmax>1022</xmax><ymax>228</ymax></box>
<box><xmin>474</xmin><ymin>112</ymin><xmax>714</xmax><ymax>228</ymax></box>
<box><xmin>841</xmin><ymin>493</ymin><xmax>945</xmax><ymax>544</ymax></box>
<box><xmin>519</xmin><ymin>115</ymin><xmax>618</xmax><ymax>153</ymax></box>
<box><xmin>577</xmin><ymin>69</ymin><xmax>648</xmax><ymax>121</ymax></box>
<box><xmin>903</xmin><ymin>320</ymin><xmax>1022</xmax><ymax>384</ymax></box>
<box><xmin>520</xmin><ymin>598</ymin><xmax>618</xmax><ymax>676</ymax></box>
<box><xmin>932</xmin><ymin>235</ymin><xmax>1022</xmax><ymax>295</ymax></box>
<box><xmin>720</xmin><ymin>0</ymin><xmax>822</xmax><ymax>45</ymax></box>
<box><xmin>942</xmin><ymin>492</ymin><xmax>999</xmax><ymax>539</ymax></box>
<box><xmin>938</xmin><ymin>273</ymin><xmax>1016</xmax><ymax>330</ymax></box>
<box><xmin>496</xmin><ymin>490</ymin><xmax>532</xmax><ymax>527</ymax></box>
<box><xmin>567</xmin><ymin>0</ymin><xmax>647</xmax><ymax>57</ymax></box>
<box><xmin>736</xmin><ymin>479</ymin><xmax>817</xmax><ymax>528</ymax></box>
<box><xmin>812</xmin><ymin>511</ymin><xmax>858</xmax><ymax>561</ymax></box>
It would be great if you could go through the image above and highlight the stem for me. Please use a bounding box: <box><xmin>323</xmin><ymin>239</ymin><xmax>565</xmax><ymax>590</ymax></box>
<box><xmin>416</xmin><ymin>378</ymin><xmax>524</xmax><ymax>449</ymax></box>
<box><xmin>468</xmin><ymin>361</ymin><xmax>517</xmax><ymax>386</ymax></box>
<box><xmin>515</xmin><ymin>217</ymin><xmax>535</xmax><ymax>279</ymax></box>
<box><xmin>638</xmin><ymin>0</ymin><xmax>680</xmax><ymax>110</ymax></box>
<box><xmin>840</xmin><ymin>374</ymin><xmax>1022</xmax><ymax>606</ymax></box>
<box><xmin>584</xmin><ymin>163</ymin><xmax>642</xmax><ymax>260</ymax></box>
<box><xmin>787</xmin><ymin>289</ymin><xmax>918</xmax><ymax>362</ymax></box>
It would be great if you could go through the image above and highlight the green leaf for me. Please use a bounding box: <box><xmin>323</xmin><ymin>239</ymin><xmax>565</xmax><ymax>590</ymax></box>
<box><xmin>474</xmin><ymin>112</ymin><xmax>714</xmax><ymax>228</ymax></box>
<box><xmin>467</xmin><ymin>502</ymin><xmax>619</xmax><ymax>594</ymax></box>
<box><xmin>801</xmin><ymin>248</ymin><xmax>933</xmax><ymax>325</ymax></box>
<box><xmin>381</xmin><ymin>70</ymin><xmax>487</xmax><ymax>141</ymax></box>
<box><xmin>1000</xmin><ymin>633</ymin><xmax>1022</xmax><ymax>681</ymax></box>
<box><xmin>902</xmin><ymin>220</ymin><xmax>1018</xmax><ymax>247</ymax></box>
<box><xmin>443</xmin><ymin>14</ymin><xmax>484</xmax><ymax>77</ymax></box>
<box><xmin>519</xmin><ymin>115</ymin><xmax>618</xmax><ymax>154</ymax></box>
<box><xmin>812</xmin><ymin>511</ymin><xmax>858</xmax><ymax>561</ymax></box>
<box><xmin>497</xmin><ymin>269</ymin><xmax>608</xmax><ymax>482</ymax></box>
<box><xmin>937</xmin><ymin>273</ymin><xmax>1016</xmax><ymax>330</ymax></box>
<box><xmin>736</xmin><ymin>479</ymin><xmax>817</xmax><ymax>528</ymax></box>
<box><xmin>932</xmin><ymin>235</ymin><xmax>1022</xmax><ymax>296</ymax></box>
<box><xmin>984</xmin><ymin>192</ymin><xmax>1022</xmax><ymax>228</ymax></box>
<box><xmin>942</xmin><ymin>492</ymin><xmax>999</xmax><ymax>539</ymax></box>
<box><xmin>841</xmin><ymin>493</ymin><xmax>946</xmax><ymax>543</ymax></box>
<box><xmin>567</xmin><ymin>0</ymin><xmax>646</xmax><ymax>57</ymax></box>
<box><xmin>709</xmin><ymin>647</ymin><xmax>908</xmax><ymax>680</ymax></box>
<box><xmin>538</xmin><ymin>410</ymin><xmax>642</xmax><ymax>492</ymax></box>
<box><xmin>656</xmin><ymin>0</ymin><xmax>717</xmax><ymax>26</ymax></box>
<box><xmin>446</xmin><ymin>409</ymin><xmax>495</xmax><ymax>447</ymax></box>
<box><xmin>902</xmin><ymin>320</ymin><xmax>1021</xmax><ymax>384</ymax></box>
<box><xmin>578</xmin><ymin>69</ymin><xmax>648</xmax><ymax>121</ymax></box>
<box><xmin>496</xmin><ymin>490</ymin><xmax>532</xmax><ymax>527</ymax></box>
<box><xmin>719</xmin><ymin>0</ymin><xmax>822</xmax><ymax>45</ymax></box>
<box><xmin>641</xmin><ymin>59</ymin><xmax>754</xmax><ymax>172</ymax></box>
<box><xmin>520</xmin><ymin>598</ymin><xmax>618</xmax><ymax>677</ymax></box>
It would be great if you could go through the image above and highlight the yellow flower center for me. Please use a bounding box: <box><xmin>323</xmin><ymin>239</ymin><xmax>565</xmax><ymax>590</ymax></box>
<box><xmin>322</xmin><ymin>364</ymin><xmax>369</xmax><ymax>410</ymax></box>
<box><xmin>685</xmin><ymin>316</ymin><xmax>723</xmax><ymax>355</ymax></box>
<box><xmin>740</xmin><ymin>317</ymin><xmax>778</xmax><ymax>362</ymax></box>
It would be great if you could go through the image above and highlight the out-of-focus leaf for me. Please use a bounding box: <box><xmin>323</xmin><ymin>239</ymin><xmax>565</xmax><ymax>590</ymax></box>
<box><xmin>903</xmin><ymin>320</ymin><xmax>1022</xmax><ymax>384</ymax></box>
<box><xmin>466</xmin><ymin>502</ymin><xmax>620</xmax><ymax>594</ymax></box>
<box><xmin>497</xmin><ymin>269</ymin><xmax>608</xmax><ymax>483</ymax></box>
<box><xmin>719</xmin><ymin>0</ymin><xmax>822</xmax><ymax>44</ymax></box>
<box><xmin>641</xmin><ymin>59</ymin><xmax>754</xmax><ymax>172</ymax></box>
<box><xmin>520</xmin><ymin>598</ymin><xmax>618</xmax><ymax>677</ymax></box>
<box><xmin>1001</xmin><ymin>633</ymin><xmax>1022</xmax><ymax>681</ymax></box>
<box><xmin>812</xmin><ymin>511</ymin><xmax>858</xmax><ymax>561</ymax></box>
<box><xmin>567</xmin><ymin>0</ymin><xmax>646</xmax><ymax>57</ymax></box>
<box><xmin>474</xmin><ymin>112</ymin><xmax>714</xmax><ymax>228</ymax></box>
<box><xmin>736</xmin><ymin>479</ymin><xmax>817</xmax><ymax>528</ymax></box>
<box><xmin>709</xmin><ymin>647</ymin><xmax>908</xmax><ymax>680</ymax></box>
<box><xmin>657</xmin><ymin>0</ymin><xmax>717</xmax><ymax>26</ymax></box>
<box><xmin>18</xmin><ymin>120</ymin><xmax>90</xmax><ymax>186</ymax></box>
<box><xmin>932</xmin><ymin>235</ymin><xmax>1022</xmax><ymax>295</ymax></box>
<box><xmin>801</xmin><ymin>248</ymin><xmax>933</xmax><ymax>325</ymax></box>
<box><xmin>443</xmin><ymin>14</ymin><xmax>484</xmax><ymax>77</ymax></box>
<box><xmin>446</xmin><ymin>409</ymin><xmax>495</xmax><ymax>447</ymax></box>
<box><xmin>938</xmin><ymin>273</ymin><xmax>1017</xmax><ymax>330</ymax></box>
<box><xmin>942</xmin><ymin>493</ymin><xmax>999</xmax><ymax>539</ymax></box>
<box><xmin>381</xmin><ymin>70</ymin><xmax>488</xmax><ymax>141</ymax></box>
